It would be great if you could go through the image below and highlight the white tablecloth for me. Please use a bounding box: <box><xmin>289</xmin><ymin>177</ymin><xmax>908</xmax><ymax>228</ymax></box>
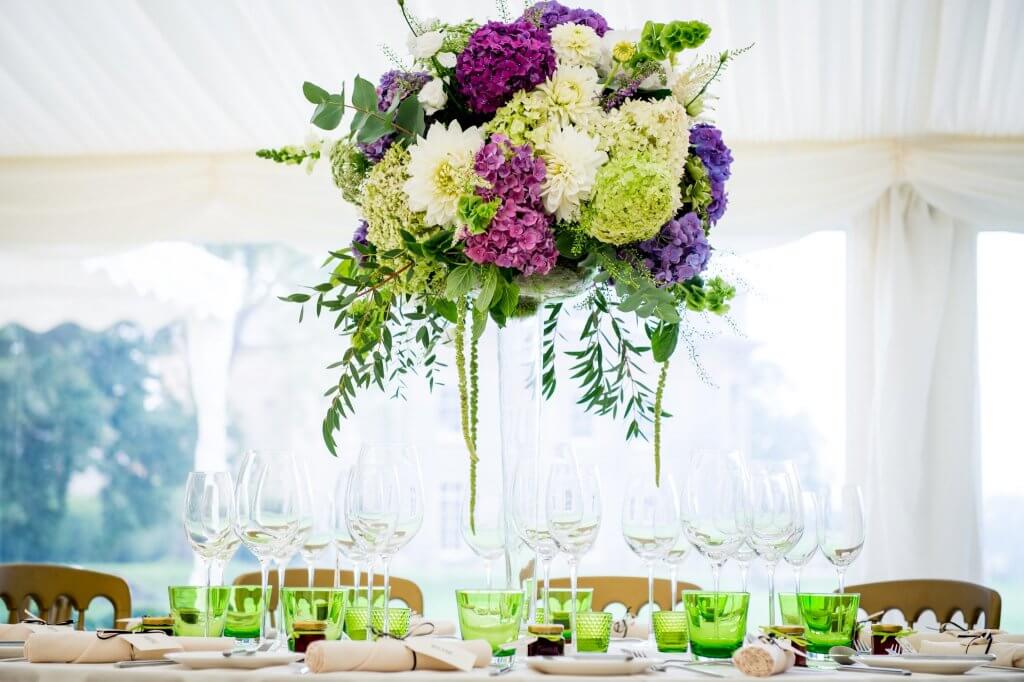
<box><xmin>0</xmin><ymin>661</ymin><xmax>1020</xmax><ymax>682</ymax></box>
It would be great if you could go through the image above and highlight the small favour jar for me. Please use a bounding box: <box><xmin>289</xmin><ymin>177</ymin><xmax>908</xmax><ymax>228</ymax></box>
<box><xmin>527</xmin><ymin>624</ymin><xmax>565</xmax><ymax>657</ymax></box>
<box><xmin>291</xmin><ymin>619</ymin><xmax>328</xmax><ymax>653</ymax></box>
<box><xmin>772</xmin><ymin>625</ymin><xmax>808</xmax><ymax>667</ymax></box>
<box><xmin>140</xmin><ymin>616</ymin><xmax>175</xmax><ymax>636</ymax></box>
<box><xmin>871</xmin><ymin>624</ymin><xmax>907</xmax><ymax>655</ymax></box>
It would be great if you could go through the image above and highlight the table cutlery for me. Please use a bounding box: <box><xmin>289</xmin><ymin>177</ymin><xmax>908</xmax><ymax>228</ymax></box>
<box><xmin>837</xmin><ymin>666</ymin><xmax>911</xmax><ymax>676</ymax></box>
<box><xmin>0</xmin><ymin>657</ymin><xmax>26</xmax><ymax>663</ymax></box>
<box><xmin>115</xmin><ymin>659</ymin><xmax>178</xmax><ymax>668</ymax></box>
<box><xmin>982</xmin><ymin>665</ymin><xmax>1024</xmax><ymax>673</ymax></box>
<box><xmin>626</xmin><ymin>649</ymin><xmax>727</xmax><ymax>678</ymax></box>
<box><xmin>223</xmin><ymin>640</ymin><xmax>275</xmax><ymax>657</ymax></box>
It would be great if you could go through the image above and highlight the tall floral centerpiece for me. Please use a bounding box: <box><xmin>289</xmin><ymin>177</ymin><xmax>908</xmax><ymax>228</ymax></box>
<box><xmin>263</xmin><ymin>0</ymin><xmax>743</xmax><ymax>582</ymax></box>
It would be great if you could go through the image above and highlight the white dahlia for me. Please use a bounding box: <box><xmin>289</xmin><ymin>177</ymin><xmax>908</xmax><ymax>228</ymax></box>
<box><xmin>539</xmin><ymin>125</ymin><xmax>608</xmax><ymax>222</ymax></box>
<box><xmin>537</xmin><ymin>65</ymin><xmax>601</xmax><ymax>128</ymax></box>
<box><xmin>550</xmin><ymin>23</ymin><xmax>601</xmax><ymax>68</ymax></box>
<box><xmin>403</xmin><ymin>121</ymin><xmax>484</xmax><ymax>227</ymax></box>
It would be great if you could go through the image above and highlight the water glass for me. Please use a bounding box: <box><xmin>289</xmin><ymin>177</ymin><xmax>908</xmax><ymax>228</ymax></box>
<box><xmin>344</xmin><ymin>606</ymin><xmax>371</xmax><ymax>640</ymax></box>
<box><xmin>224</xmin><ymin>586</ymin><xmax>264</xmax><ymax>640</ymax></box>
<box><xmin>456</xmin><ymin>589</ymin><xmax>524</xmax><ymax>654</ymax></box>
<box><xmin>575</xmin><ymin>611</ymin><xmax>612</xmax><ymax>653</ymax></box>
<box><xmin>537</xmin><ymin>587</ymin><xmax>593</xmax><ymax>638</ymax></box>
<box><xmin>168</xmin><ymin>586</ymin><xmax>230</xmax><ymax>637</ymax></box>
<box><xmin>371</xmin><ymin>607</ymin><xmax>412</xmax><ymax>638</ymax></box>
<box><xmin>778</xmin><ymin>592</ymin><xmax>802</xmax><ymax>626</ymax></box>
<box><xmin>282</xmin><ymin>587</ymin><xmax>349</xmax><ymax>649</ymax></box>
<box><xmin>683</xmin><ymin>591</ymin><xmax>750</xmax><ymax>659</ymax></box>
<box><xmin>797</xmin><ymin>593</ymin><xmax>860</xmax><ymax>656</ymax></box>
<box><xmin>652</xmin><ymin>611</ymin><xmax>689</xmax><ymax>653</ymax></box>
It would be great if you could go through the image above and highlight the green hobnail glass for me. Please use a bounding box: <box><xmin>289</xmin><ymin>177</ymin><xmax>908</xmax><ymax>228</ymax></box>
<box><xmin>683</xmin><ymin>591</ymin><xmax>750</xmax><ymax>659</ymax></box>
<box><xmin>370</xmin><ymin>607</ymin><xmax>411</xmax><ymax>638</ymax></box>
<box><xmin>797</xmin><ymin>593</ymin><xmax>860</xmax><ymax>656</ymax></box>
<box><xmin>282</xmin><ymin>588</ymin><xmax>349</xmax><ymax>650</ymax></box>
<box><xmin>168</xmin><ymin>586</ymin><xmax>230</xmax><ymax>637</ymax></box>
<box><xmin>652</xmin><ymin>610</ymin><xmax>690</xmax><ymax>653</ymax></box>
<box><xmin>778</xmin><ymin>593</ymin><xmax>802</xmax><ymax>626</ymax></box>
<box><xmin>575</xmin><ymin>611</ymin><xmax>613</xmax><ymax>653</ymax></box>
<box><xmin>344</xmin><ymin>606</ymin><xmax>371</xmax><ymax>640</ymax></box>
<box><xmin>223</xmin><ymin>586</ymin><xmax>264</xmax><ymax>640</ymax></box>
<box><xmin>456</xmin><ymin>589</ymin><xmax>525</xmax><ymax>655</ymax></box>
<box><xmin>535</xmin><ymin>587</ymin><xmax>593</xmax><ymax>641</ymax></box>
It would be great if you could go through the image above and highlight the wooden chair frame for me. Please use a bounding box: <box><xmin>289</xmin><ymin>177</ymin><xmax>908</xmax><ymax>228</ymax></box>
<box><xmin>0</xmin><ymin>563</ymin><xmax>131</xmax><ymax>629</ymax></box>
<box><xmin>548</xmin><ymin>575</ymin><xmax>701</xmax><ymax>614</ymax></box>
<box><xmin>843</xmin><ymin>579</ymin><xmax>1002</xmax><ymax>629</ymax></box>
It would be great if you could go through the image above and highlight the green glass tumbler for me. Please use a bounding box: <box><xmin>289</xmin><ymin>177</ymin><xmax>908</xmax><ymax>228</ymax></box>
<box><xmin>575</xmin><ymin>612</ymin><xmax>613</xmax><ymax>653</ymax></box>
<box><xmin>539</xmin><ymin>587</ymin><xmax>593</xmax><ymax>642</ymax></box>
<box><xmin>778</xmin><ymin>593</ymin><xmax>802</xmax><ymax>626</ymax></box>
<box><xmin>168</xmin><ymin>586</ymin><xmax>230</xmax><ymax>637</ymax></box>
<box><xmin>652</xmin><ymin>611</ymin><xmax>690</xmax><ymax>653</ymax></box>
<box><xmin>683</xmin><ymin>591</ymin><xmax>750</xmax><ymax>659</ymax></box>
<box><xmin>224</xmin><ymin>586</ymin><xmax>264</xmax><ymax>640</ymax></box>
<box><xmin>456</xmin><ymin>589</ymin><xmax>525</xmax><ymax>654</ymax></box>
<box><xmin>370</xmin><ymin>607</ymin><xmax>411</xmax><ymax>638</ymax></box>
<box><xmin>344</xmin><ymin>606</ymin><xmax>371</xmax><ymax>640</ymax></box>
<box><xmin>797</xmin><ymin>593</ymin><xmax>860</xmax><ymax>657</ymax></box>
<box><xmin>282</xmin><ymin>588</ymin><xmax>349</xmax><ymax>650</ymax></box>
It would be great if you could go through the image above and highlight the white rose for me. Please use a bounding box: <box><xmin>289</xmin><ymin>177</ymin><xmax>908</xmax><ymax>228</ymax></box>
<box><xmin>436</xmin><ymin>51</ymin><xmax>458</xmax><ymax>68</ymax></box>
<box><xmin>407</xmin><ymin>30</ymin><xmax>444</xmax><ymax>59</ymax></box>
<box><xmin>419</xmin><ymin>77</ymin><xmax>448</xmax><ymax>115</ymax></box>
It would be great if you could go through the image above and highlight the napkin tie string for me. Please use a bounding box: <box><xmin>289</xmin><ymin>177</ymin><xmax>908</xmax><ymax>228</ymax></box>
<box><xmin>20</xmin><ymin>609</ymin><xmax>73</xmax><ymax>627</ymax></box>
<box><xmin>757</xmin><ymin>632</ymin><xmax>808</xmax><ymax>660</ymax></box>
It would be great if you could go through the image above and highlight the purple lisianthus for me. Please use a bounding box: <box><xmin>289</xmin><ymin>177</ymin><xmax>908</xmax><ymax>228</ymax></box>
<box><xmin>464</xmin><ymin>135</ymin><xmax>557</xmax><ymax>276</ymax></box>
<box><xmin>626</xmin><ymin>212</ymin><xmax>710</xmax><ymax>285</ymax></box>
<box><xmin>357</xmin><ymin>71</ymin><xmax>430</xmax><ymax>162</ymax></box>
<box><xmin>351</xmin><ymin>220</ymin><xmax>370</xmax><ymax>264</ymax></box>
<box><xmin>455</xmin><ymin>20</ymin><xmax>556</xmax><ymax>114</ymax></box>
<box><xmin>520</xmin><ymin>1</ymin><xmax>610</xmax><ymax>36</ymax></box>
<box><xmin>690</xmin><ymin>123</ymin><xmax>733</xmax><ymax>222</ymax></box>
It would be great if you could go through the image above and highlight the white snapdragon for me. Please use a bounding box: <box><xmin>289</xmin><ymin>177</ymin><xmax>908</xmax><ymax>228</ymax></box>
<box><xmin>436</xmin><ymin>51</ymin><xmax>458</xmax><ymax>68</ymax></box>
<box><xmin>419</xmin><ymin>77</ymin><xmax>448</xmax><ymax>115</ymax></box>
<box><xmin>407</xmin><ymin>30</ymin><xmax>444</xmax><ymax>59</ymax></box>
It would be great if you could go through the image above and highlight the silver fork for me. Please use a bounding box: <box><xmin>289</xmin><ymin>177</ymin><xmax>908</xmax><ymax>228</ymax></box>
<box><xmin>223</xmin><ymin>640</ymin><xmax>275</xmax><ymax>657</ymax></box>
<box><xmin>627</xmin><ymin>648</ymin><xmax>728</xmax><ymax>678</ymax></box>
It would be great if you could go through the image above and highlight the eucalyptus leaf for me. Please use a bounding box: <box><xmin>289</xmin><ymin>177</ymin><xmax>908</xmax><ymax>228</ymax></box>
<box><xmin>303</xmin><ymin>81</ymin><xmax>329</xmax><ymax>104</ymax></box>
<box><xmin>311</xmin><ymin>101</ymin><xmax>343</xmax><ymax>130</ymax></box>
<box><xmin>352</xmin><ymin>75</ymin><xmax>378</xmax><ymax>111</ymax></box>
<box><xmin>394</xmin><ymin>95</ymin><xmax>425</xmax><ymax>138</ymax></box>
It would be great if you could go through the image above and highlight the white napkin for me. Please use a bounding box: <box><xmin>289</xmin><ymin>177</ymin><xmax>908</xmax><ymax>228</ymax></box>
<box><xmin>304</xmin><ymin>637</ymin><xmax>491</xmax><ymax>673</ymax></box>
<box><xmin>0</xmin><ymin>623</ymin><xmax>67</xmax><ymax>641</ymax></box>
<box><xmin>611</xmin><ymin>615</ymin><xmax>649</xmax><ymax>639</ymax></box>
<box><xmin>918</xmin><ymin>640</ymin><xmax>1024</xmax><ymax>668</ymax></box>
<box><xmin>408</xmin><ymin>615</ymin><xmax>456</xmax><ymax>637</ymax></box>
<box><xmin>23</xmin><ymin>631</ymin><xmax>233</xmax><ymax>663</ymax></box>
<box><xmin>732</xmin><ymin>642</ymin><xmax>796</xmax><ymax>677</ymax></box>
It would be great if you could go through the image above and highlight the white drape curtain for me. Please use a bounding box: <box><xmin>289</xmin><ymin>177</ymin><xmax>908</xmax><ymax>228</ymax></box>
<box><xmin>2</xmin><ymin>136</ymin><xmax>1023</xmax><ymax>584</ymax></box>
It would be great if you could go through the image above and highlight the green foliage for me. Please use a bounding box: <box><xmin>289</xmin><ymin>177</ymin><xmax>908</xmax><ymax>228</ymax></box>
<box><xmin>303</xmin><ymin>77</ymin><xmax>424</xmax><ymax>144</ymax></box>
<box><xmin>457</xmin><ymin>194</ymin><xmax>501</xmax><ymax>235</ymax></box>
<box><xmin>636</xmin><ymin>20</ymin><xmax>710</xmax><ymax>64</ymax></box>
<box><xmin>256</xmin><ymin>146</ymin><xmax>318</xmax><ymax>165</ymax></box>
<box><xmin>541</xmin><ymin>302</ymin><xmax>561</xmax><ymax>400</ymax></box>
<box><xmin>676</xmin><ymin>276</ymin><xmax>736</xmax><ymax>314</ymax></box>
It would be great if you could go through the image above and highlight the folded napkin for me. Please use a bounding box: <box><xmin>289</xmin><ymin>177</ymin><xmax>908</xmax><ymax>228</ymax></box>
<box><xmin>611</xmin><ymin>615</ymin><xmax>649</xmax><ymax>640</ymax></box>
<box><xmin>408</xmin><ymin>616</ymin><xmax>456</xmax><ymax>637</ymax></box>
<box><xmin>906</xmin><ymin>630</ymin><xmax>1024</xmax><ymax>652</ymax></box>
<box><xmin>0</xmin><ymin>623</ymin><xmax>68</xmax><ymax>641</ymax></box>
<box><xmin>917</xmin><ymin>640</ymin><xmax>1024</xmax><ymax>668</ymax></box>
<box><xmin>23</xmin><ymin>631</ymin><xmax>233</xmax><ymax>663</ymax></box>
<box><xmin>304</xmin><ymin>637</ymin><xmax>491</xmax><ymax>673</ymax></box>
<box><xmin>732</xmin><ymin>642</ymin><xmax>796</xmax><ymax>677</ymax></box>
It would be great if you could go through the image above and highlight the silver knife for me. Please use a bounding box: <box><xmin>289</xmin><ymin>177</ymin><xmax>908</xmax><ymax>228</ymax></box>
<box><xmin>115</xmin><ymin>659</ymin><xmax>178</xmax><ymax>668</ymax></box>
<box><xmin>838</xmin><ymin>666</ymin><xmax>910</xmax><ymax>676</ymax></box>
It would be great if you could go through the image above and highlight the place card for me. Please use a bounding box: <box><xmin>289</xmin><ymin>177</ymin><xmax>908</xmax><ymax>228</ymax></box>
<box><xmin>122</xmin><ymin>633</ymin><xmax>182</xmax><ymax>653</ymax></box>
<box><xmin>404</xmin><ymin>637</ymin><xmax>476</xmax><ymax>672</ymax></box>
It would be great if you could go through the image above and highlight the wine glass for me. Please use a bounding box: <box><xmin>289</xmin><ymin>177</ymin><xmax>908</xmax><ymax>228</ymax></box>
<box><xmin>459</xmin><ymin>486</ymin><xmax>505</xmax><ymax>589</ymax></box>
<box><xmin>546</xmin><ymin>445</ymin><xmax>602</xmax><ymax>649</ymax></box>
<box><xmin>183</xmin><ymin>471</ymin><xmax>234</xmax><ymax>636</ymax></box>
<box><xmin>296</xmin><ymin>459</ymin><xmax>334</xmax><ymax>588</ymax></box>
<box><xmin>733</xmin><ymin>540</ymin><xmax>756</xmax><ymax>592</ymax></box>
<box><xmin>748</xmin><ymin>461</ymin><xmax>803</xmax><ymax>624</ymax></box>
<box><xmin>377</xmin><ymin>446</ymin><xmax>424</xmax><ymax>635</ymax></box>
<box><xmin>621</xmin><ymin>466</ymin><xmax>678</xmax><ymax>646</ymax></box>
<box><xmin>818</xmin><ymin>484</ymin><xmax>865</xmax><ymax>592</ymax></box>
<box><xmin>662</xmin><ymin>535</ymin><xmax>691</xmax><ymax>612</ymax></box>
<box><xmin>679</xmin><ymin>451</ymin><xmax>750</xmax><ymax>592</ymax></box>
<box><xmin>511</xmin><ymin>456</ymin><xmax>559</xmax><ymax>623</ymax></box>
<box><xmin>270</xmin><ymin>457</ymin><xmax>311</xmax><ymax>643</ymax></box>
<box><xmin>332</xmin><ymin>465</ymin><xmax>368</xmax><ymax>592</ymax></box>
<box><xmin>234</xmin><ymin>450</ymin><xmax>302</xmax><ymax>644</ymax></box>
<box><xmin>784</xmin><ymin>491</ymin><xmax>819</xmax><ymax>592</ymax></box>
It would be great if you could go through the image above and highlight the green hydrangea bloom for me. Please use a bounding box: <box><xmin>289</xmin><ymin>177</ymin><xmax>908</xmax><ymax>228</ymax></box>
<box><xmin>485</xmin><ymin>90</ymin><xmax>551</xmax><ymax>147</ymax></box>
<box><xmin>682</xmin><ymin>154</ymin><xmax>713</xmax><ymax>216</ymax></box>
<box><xmin>362</xmin><ymin>145</ymin><xmax>429</xmax><ymax>251</ymax></box>
<box><xmin>329</xmin><ymin>139</ymin><xmax>370</xmax><ymax>205</ymax></box>
<box><xmin>580</xmin><ymin>153</ymin><xmax>681</xmax><ymax>245</ymax></box>
<box><xmin>597</xmin><ymin>98</ymin><xmax>690</xmax><ymax>169</ymax></box>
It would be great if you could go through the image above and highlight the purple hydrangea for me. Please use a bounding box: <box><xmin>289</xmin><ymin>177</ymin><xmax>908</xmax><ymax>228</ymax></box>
<box><xmin>690</xmin><ymin>123</ymin><xmax>733</xmax><ymax>222</ymax></box>
<box><xmin>357</xmin><ymin>71</ymin><xmax>431</xmax><ymax>162</ymax></box>
<box><xmin>464</xmin><ymin>135</ymin><xmax>558</xmax><ymax>275</ymax></box>
<box><xmin>455</xmin><ymin>20</ymin><xmax>556</xmax><ymax>114</ymax></box>
<box><xmin>351</xmin><ymin>220</ymin><xmax>370</xmax><ymax>265</ymax></box>
<box><xmin>627</xmin><ymin>212</ymin><xmax>710</xmax><ymax>285</ymax></box>
<box><xmin>521</xmin><ymin>1</ymin><xmax>610</xmax><ymax>36</ymax></box>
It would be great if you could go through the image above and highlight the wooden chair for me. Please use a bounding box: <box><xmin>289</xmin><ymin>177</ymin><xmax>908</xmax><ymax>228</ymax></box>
<box><xmin>233</xmin><ymin>568</ymin><xmax>423</xmax><ymax>625</ymax></box>
<box><xmin>0</xmin><ymin>563</ymin><xmax>132</xmax><ymax>629</ymax></box>
<box><xmin>549</xmin><ymin>575</ymin><xmax>701</xmax><ymax>614</ymax></box>
<box><xmin>843</xmin><ymin>579</ymin><xmax>1002</xmax><ymax>629</ymax></box>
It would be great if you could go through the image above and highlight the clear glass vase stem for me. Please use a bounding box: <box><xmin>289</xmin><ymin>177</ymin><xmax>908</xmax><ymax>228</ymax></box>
<box><xmin>541</xmin><ymin>558</ymin><xmax>552</xmax><ymax>623</ymax></box>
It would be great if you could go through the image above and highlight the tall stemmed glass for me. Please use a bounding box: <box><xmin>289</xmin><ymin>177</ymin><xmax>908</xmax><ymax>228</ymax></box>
<box><xmin>679</xmin><ymin>451</ymin><xmax>751</xmax><ymax>593</ymax></box>
<box><xmin>748</xmin><ymin>461</ymin><xmax>803</xmax><ymax>624</ymax></box>
<box><xmin>663</xmin><ymin>536</ymin><xmax>691</xmax><ymax>611</ymax></box>
<box><xmin>785</xmin><ymin>491</ymin><xmax>819</xmax><ymax>593</ymax></box>
<box><xmin>377</xmin><ymin>446</ymin><xmax>424</xmax><ymax>635</ymax></box>
<box><xmin>511</xmin><ymin>457</ymin><xmax>558</xmax><ymax>623</ymax></box>
<box><xmin>234</xmin><ymin>451</ymin><xmax>302</xmax><ymax>644</ymax></box>
<box><xmin>183</xmin><ymin>471</ymin><xmax>235</xmax><ymax>636</ymax></box>
<box><xmin>332</xmin><ymin>466</ymin><xmax>367</xmax><ymax>592</ymax></box>
<box><xmin>621</xmin><ymin>467</ymin><xmax>678</xmax><ymax>646</ymax></box>
<box><xmin>460</xmin><ymin>487</ymin><xmax>505</xmax><ymax>589</ymax></box>
<box><xmin>733</xmin><ymin>541</ymin><xmax>756</xmax><ymax>592</ymax></box>
<box><xmin>271</xmin><ymin>458</ymin><xmax>311</xmax><ymax>642</ymax></box>
<box><xmin>546</xmin><ymin>446</ymin><xmax>602</xmax><ymax>649</ymax></box>
<box><xmin>818</xmin><ymin>484</ymin><xmax>865</xmax><ymax>593</ymax></box>
<box><xmin>297</xmin><ymin>459</ymin><xmax>333</xmax><ymax>588</ymax></box>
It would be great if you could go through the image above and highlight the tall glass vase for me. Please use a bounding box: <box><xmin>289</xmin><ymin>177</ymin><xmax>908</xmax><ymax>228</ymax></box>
<box><xmin>496</xmin><ymin>311</ymin><xmax>542</xmax><ymax>601</ymax></box>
